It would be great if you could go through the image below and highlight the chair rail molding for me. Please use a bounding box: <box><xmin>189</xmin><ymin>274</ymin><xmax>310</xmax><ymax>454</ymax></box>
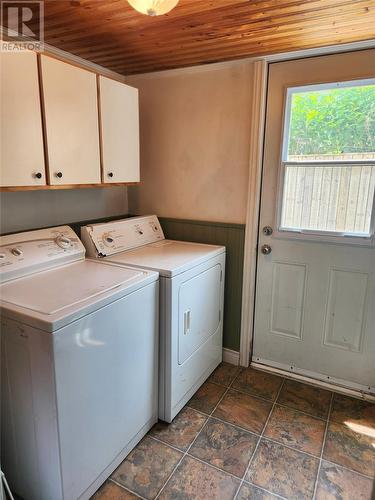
<box><xmin>239</xmin><ymin>59</ymin><xmax>268</xmax><ymax>367</ymax></box>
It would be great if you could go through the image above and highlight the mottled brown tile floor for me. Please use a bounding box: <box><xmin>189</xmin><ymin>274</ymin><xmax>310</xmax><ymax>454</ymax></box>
<box><xmin>92</xmin><ymin>363</ymin><xmax>375</xmax><ymax>500</ymax></box>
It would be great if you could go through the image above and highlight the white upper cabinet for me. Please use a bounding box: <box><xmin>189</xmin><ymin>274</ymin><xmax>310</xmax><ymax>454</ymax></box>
<box><xmin>99</xmin><ymin>76</ymin><xmax>140</xmax><ymax>183</ymax></box>
<box><xmin>40</xmin><ymin>55</ymin><xmax>101</xmax><ymax>185</ymax></box>
<box><xmin>1</xmin><ymin>52</ymin><xmax>46</xmax><ymax>187</ymax></box>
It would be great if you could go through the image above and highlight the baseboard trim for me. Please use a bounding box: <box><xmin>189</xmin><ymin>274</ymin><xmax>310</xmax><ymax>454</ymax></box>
<box><xmin>222</xmin><ymin>348</ymin><xmax>240</xmax><ymax>366</ymax></box>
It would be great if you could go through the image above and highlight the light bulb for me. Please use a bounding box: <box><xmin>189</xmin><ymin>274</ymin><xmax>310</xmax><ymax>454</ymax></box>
<box><xmin>128</xmin><ymin>0</ymin><xmax>179</xmax><ymax>16</ymax></box>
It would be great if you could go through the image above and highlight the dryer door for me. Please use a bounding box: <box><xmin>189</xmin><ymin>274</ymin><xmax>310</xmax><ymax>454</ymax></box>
<box><xmin>178</xmin><ymin>263</ymin><xmax>222</xmax><ymax>364</ymax></box>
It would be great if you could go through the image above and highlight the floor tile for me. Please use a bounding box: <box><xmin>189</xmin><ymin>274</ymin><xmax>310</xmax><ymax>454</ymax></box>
<box><xmin>158</xmin><ymin>455</ymin><xmax>240</xmax><ymax>500</ymax></box>
<box><xmin>149</xmin><ymin>407</ymin><xmax>207</xmax><ymax>451</ymax></box>
<box><xmin>213</xmin><ymin>389</ymin><xmax>272</xmax><ymax>434</ymax></box>
<box><xmin>91</xmin><ymin>481</ymin><xmax>140</xmax><ymax>499</ymax></box>
<box><xmin>111</xmin><ymin>437</ymin><xmax>182</xmax><ymax>499</ymax></box>
<box><xmin>189</xmin><ymin>417</ymin><xmax>258</xmax><ymax>477</ymax></box>
<box><xmin>208</xmin><ymin>362</ymin><xmax>242</xmax><ymax>387</ymax></box>
<box><xmin>277</xmin><ymin>379</ymin><xmax>331</xmax><ymax>418</ymax></box>
<box><xmin>237</xmin><ymin>483</ymin><xmax>280</xmax><ymax>500</ymax></box>
<box><xmin>315</xmin><ymin>460</ymin><xmax>374</xmax><ymax>500</ymax></box>
<box><xmin>231</xmin><ymin>367</ymin><xmax>283</xmax><ymax>401</ymax></box>
<box><xmin>330</xmin><ymin>393</ymin><xmax>375</xmax><ymax>428</ymax></box>
<box><xmin>264</xmin><ymin>404</ymin><xmax>326</xmax><ymax>456</ymax></box>
<box><xmin>187</xmin><ymin>381</ymin><xmax>226</xmax><ymax>414</ymax></box>
<box><xmin>246</xmin><ymin>439</ymin><xmax>319</xmax><ymax>499</ymax></box>
<box><xmin>323</xmin><ymin>421</ymin><xmax>375</xmax><ymax>477</ymax></box>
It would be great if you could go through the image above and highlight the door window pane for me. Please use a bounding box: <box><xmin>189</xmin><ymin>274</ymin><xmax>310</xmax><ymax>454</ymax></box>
<box><xmin>284</xmin><ymin>80</ymin><xmax>375</xmax><ymax>161</ymax></box>
<box><xmin>280</xmin><ymin>80</ymin><xmax>375</xmax><ymax>237</ymax></box>
<box><xmin>280</xmin><ymin>164</ymin><xmax>375</xmax><ymax>235</ymax></box>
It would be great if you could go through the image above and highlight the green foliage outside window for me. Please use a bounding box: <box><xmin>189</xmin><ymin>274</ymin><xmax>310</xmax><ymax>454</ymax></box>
<box><xmin>288</xmin><ymin>85</ymin><xmax>375</xmax><ymax>156</ymax></box>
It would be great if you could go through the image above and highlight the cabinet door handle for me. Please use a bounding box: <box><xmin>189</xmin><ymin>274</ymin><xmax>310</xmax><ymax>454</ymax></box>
<box><xmin>55</xmin><ymin>172</ymin><xmax>63</xmax><ymax>178</ymax></box>
<box><xmin>108</xmin><ymin>172</ymin><xmax>114</xmax><ymax>178</ymax></box>
<box><xmin>34</xmin><ymin>172</ymin><xmax>42</xmax><ymax>179</ymax></box>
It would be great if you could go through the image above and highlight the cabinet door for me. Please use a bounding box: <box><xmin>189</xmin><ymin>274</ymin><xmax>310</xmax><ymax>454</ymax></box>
<box><xmin>1</xmin><ymin>52</ymin><xmax>46</xmax><ymax>187</ymax></box>
<box><xmin>99</xmin><ymin>76</ymin><xmax>140</xmax><ymax>183</ymax></box>
<box><xmin>41</xmin><ymin>56</ymin><xmax>101</xmax><ymax>185</ymax></box>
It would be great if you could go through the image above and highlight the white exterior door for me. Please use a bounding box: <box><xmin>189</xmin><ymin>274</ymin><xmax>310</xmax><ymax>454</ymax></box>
<box><xmin>253</xmin><ymin>50</ymin><xmax>375</xmax><ymax>394</ymax></box>
<box><xmin>40</xmin><ymin>55</ymin><xmax>101</xmax><ymax>185</ymax></box>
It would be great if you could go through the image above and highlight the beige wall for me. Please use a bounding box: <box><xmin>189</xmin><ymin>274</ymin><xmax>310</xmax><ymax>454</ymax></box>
<box><xmin>126</xmin><ymin>61</ymin><xmax>254</xmax><ymax>224</ymax></box>
<box><xmin>0</xmin><ymin>188</ymin><xmax>128</xmax><ymax>234</ymax></box>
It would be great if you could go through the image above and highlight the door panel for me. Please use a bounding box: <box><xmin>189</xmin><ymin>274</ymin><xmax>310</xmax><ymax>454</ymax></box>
<box><xmin>270</xmin><ymin>261</ymin><xmax>306</xmax><ymax>339</ymax></box>
<box><xmin>323</xmin><ymin>268</ymin><xmax>369</xmax><ymax>352</ymax></box>
<box><xmin>40</xmin><ymin>55</ymin><xmax>101</xmax><ymax>185</ymax></box>
<box><xmin>253</xmin><ymin>50</ymin><xmax>375</xmax><ymax>394</ymax></box>
<box><xmin>0</xmin><ymin>52</ymin><xmax>46</xmax><ymax>187</ymax></box>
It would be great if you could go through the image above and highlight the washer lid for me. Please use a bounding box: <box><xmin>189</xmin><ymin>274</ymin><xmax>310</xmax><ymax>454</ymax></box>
<box><xmin>102</xmin><ymin>240</ymin><xmax>225</xmax><ymax>277</ymax></box>
<box><xmin>0</xmin><ymin>260</ymin><xmax>146</xmax><ymax>315</ymax></box>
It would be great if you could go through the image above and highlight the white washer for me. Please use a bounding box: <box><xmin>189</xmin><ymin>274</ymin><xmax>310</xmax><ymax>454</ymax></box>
<box><xmin>0</xmin><ymin>226</ymin><xmax>159</xmax><ymax>500</ymax></box>
<box><xmin>81</xmin><ymin>215</ymin><xmax>225</xmax><ymax>422</ymax></box>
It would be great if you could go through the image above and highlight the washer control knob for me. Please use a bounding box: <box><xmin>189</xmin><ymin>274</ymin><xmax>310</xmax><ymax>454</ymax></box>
<box><xmin>11</xmin><ymin>247</ymin><xmax>23</xmax><ymax>257</ymax></box>
<box><xmin>56</xmin><ymin>236</ymin><xmax>72</xmax><ymax>249</ymax></box>
<box><xmin>103</xmin><ymin>235</ymin><xmax>115</xmax><ymax>246</ymax></box>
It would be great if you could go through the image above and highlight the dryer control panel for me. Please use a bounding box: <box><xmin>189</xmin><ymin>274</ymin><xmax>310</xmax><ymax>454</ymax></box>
<box><xmin>82</xmin><ymin>215</ymin><xmax>165</xmax><ymax>257</ymax></box>
<box><xmin>0</xmin><ymin>226</ymin><xmax>84</xmax><ymax>283</ymax></box>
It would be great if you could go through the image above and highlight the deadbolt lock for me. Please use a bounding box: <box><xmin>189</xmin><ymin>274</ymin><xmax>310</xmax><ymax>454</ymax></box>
<box><xmin>262</xmin><ymin>226</ymin><xmax>273</xmax><ymax>236</ymax></box>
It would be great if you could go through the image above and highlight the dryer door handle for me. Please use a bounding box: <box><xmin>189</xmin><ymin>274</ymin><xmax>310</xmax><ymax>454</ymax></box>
<box><xmin>184</xmin><ymin>310</ymin><xmax>191</xmax><ymax>335</ymax></box>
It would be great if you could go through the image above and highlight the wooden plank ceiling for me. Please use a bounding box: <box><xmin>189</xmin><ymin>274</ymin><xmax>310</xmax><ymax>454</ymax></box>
<box><xmin>38</xmin><ymin>0</ymin><xmax>375</xmax><ymax>74</ymax></box>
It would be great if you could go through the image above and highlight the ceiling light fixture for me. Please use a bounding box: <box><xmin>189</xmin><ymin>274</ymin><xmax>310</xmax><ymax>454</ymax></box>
<box><xmin>128</xmin><ymin>0</ymin><xmax>179</xmax><ymax>16</ymax></box>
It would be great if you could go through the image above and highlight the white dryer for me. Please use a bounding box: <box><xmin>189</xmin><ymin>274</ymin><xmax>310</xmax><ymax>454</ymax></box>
<box><xmin>81</xmin><ymin>215</ymin><xmax>225</xmax><ymax>422</ymax></box>
<box><xmin>0</xmin><ymin>226</ymin><xmax>159</xmax><ymax>500</ymax></box>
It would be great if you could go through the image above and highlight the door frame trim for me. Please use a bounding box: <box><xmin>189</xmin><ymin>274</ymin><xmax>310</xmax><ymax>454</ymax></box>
<box><xmin>239</xmin><ymin>59</ymin><xmax>268</xmax><ymax>366</ymax></box>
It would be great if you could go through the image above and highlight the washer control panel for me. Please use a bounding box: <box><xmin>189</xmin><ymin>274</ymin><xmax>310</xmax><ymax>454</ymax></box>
<box><xmin>82</xmin><ymin>215</ymin><xmax>165</xmax><ymax>257</ymax></box>
<box><xmin>0</xmin><ymin>226</ymin><xmax>85</xmax><ymax>283</ymax></box>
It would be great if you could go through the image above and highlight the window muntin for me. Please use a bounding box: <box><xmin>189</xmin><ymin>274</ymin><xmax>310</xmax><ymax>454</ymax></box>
<box><xmin>279</xmin><ymin>80</ymin><xmax>375</xmax><ymax>238</ymax></box>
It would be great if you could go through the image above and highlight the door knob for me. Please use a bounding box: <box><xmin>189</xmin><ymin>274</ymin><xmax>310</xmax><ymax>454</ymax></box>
<box><xmin>261</xmin><ymin>244</ymin><xmax>272</xmax><ymax>255</ymax></box>
<box><xmin>108</xmin><ymin>172</ymin><xmax>114</xmax><ymax>178</ymax></box>
<box><xmin>34</xmin><ymin>172</ymin><xmax>42</xmax><ymax>179</ymax></box>
<box><xmin>55</xmin><ymin>172</ymin><xmax>63</xmax><ymax>178</ymax></box>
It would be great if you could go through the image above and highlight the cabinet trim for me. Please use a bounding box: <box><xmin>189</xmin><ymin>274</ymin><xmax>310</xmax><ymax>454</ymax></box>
<box><xmin>37</xmin><ymin>54</ymin><xmax>50</xmax><ymax>185</ymax></box>
<box><xmin>0</xmin><ymin>183</ymin><xmax>139</xmax><ymax>192</ymax></box>
<box><xmin>97</xmin><ymin>74</ymin><xmax>105</xmax><ymax>183</ymax></box>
